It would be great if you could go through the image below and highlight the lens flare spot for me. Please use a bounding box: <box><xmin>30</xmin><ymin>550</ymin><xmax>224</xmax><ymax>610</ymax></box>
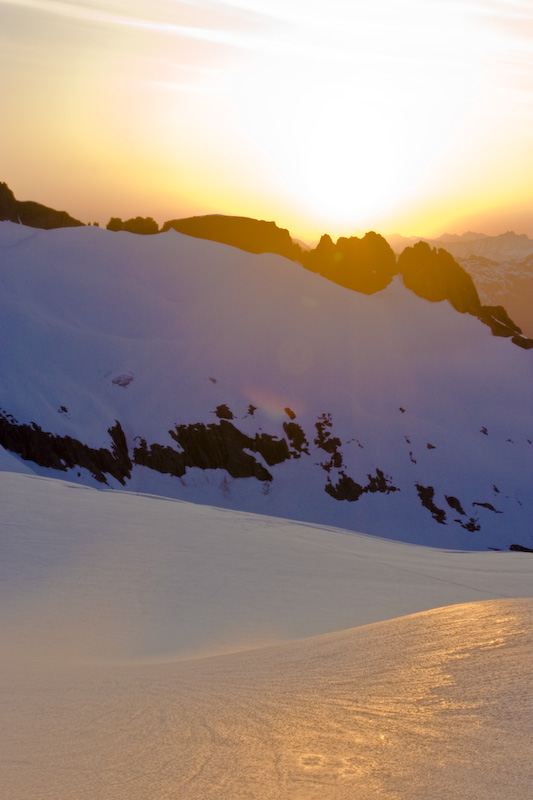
<box><xmin>244</xmin><ymin>386</ymin><xmax>303</xmax><ymax>420</ymax></box>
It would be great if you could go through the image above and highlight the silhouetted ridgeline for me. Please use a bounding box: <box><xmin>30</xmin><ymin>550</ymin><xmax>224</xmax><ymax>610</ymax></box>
<box><xmin>106</xmin><ymin>216</ymin><xmax>159</xmax><ymax>234</ymax></box>
<box><xmin>0</xmin><ymin>182</ymin><xmax>83</xmax><ymax>229</ymax></box>
<box><xmin>302</xmin><ymin>231</ymin><xmax>397</xmax><ymax>294</ymax></box>
<box><xmin>396</xmin><ymin>242</ymin><xmax>530</xmax><ymax>347</ymax></box>
<box><xmin>398</xmin><ymin>241</ymin><xmax>481</xmax><ymax>313</ymax></box>
<box><xmin>161</xmin><ymin>215</ymin><xmax>304</xmax><ymax>261</ymax></box>
<box><xmin>1</xmin><ymin>181</ymin><xmax>531</xmax><ymax>347</ymax></box>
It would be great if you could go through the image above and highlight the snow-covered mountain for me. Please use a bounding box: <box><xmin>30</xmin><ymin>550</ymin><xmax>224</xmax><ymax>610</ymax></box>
<box><xmin>1</xmin><ymin>221</ymin><xmax>532</xmax><ymax>550</ymax></box>
<box><xmin>2</xmin><ymin>218</ymin><xmax>532</xmax><ymax>800</ymax></box>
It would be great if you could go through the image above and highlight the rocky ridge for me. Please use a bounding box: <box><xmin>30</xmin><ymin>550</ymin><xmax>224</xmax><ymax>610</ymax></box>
<box><xmin>0</xmin><ymin>182</ymin><xmax>83</xmax><ymax>229</ymax></box>
<box><xmin>2</xmin><ymin>180</ymin><xmax>531</xmax><ymax>347</ymax></box>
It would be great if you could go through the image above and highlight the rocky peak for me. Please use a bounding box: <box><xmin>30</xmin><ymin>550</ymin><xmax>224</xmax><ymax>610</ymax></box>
<box><xmin>161</xmin><ymin>214</ymin><xmax>303</xmax><ymax>261</ymax></box>
<box><xmin>0</xmin><ymin>182</ymin><xmax>83</xmax><ymax>229</ymax></box>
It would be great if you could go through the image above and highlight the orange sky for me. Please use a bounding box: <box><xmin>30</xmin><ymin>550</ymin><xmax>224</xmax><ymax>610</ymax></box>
<box><xmin>2</xmin><ymin>0</ymin><xmax>532</xmax><ymax>241</ymax></box>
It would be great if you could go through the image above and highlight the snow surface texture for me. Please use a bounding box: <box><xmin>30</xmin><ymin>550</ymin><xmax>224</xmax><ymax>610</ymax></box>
<box><xmin>1</xmin><ymin>222</ymin><xmax>532</xmax><ymax>550</ymax></box>
<box><xmin>1</xmin><ymin>472</ymin><xmax>532</xmax><ymax>799</ymax></box>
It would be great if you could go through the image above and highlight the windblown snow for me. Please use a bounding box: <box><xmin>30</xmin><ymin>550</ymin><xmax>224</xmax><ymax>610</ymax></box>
<box><xmin>1</xmin><ymin>472</ymin><xmax>532</xmax><ymax>799</ymax></box>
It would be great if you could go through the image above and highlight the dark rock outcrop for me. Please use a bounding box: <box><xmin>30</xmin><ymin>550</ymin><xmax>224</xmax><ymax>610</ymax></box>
<box><xmin>283</xmin><ymin>421</ymin><xmax>310</xmax><ymax>455</ymax></box>
<box><xmin>303</xmin><ymin>231</ymin><xmax>397</xmax><ymax>294</ymax></box>
<box><xmin>473</xmin><ymin>501</ymin><xmax>502</xmax><ymax>513</ymax></box>
<box><xmin>477</xmin><ymin>305</ymin><xmax>533</xmax><ymax>349</ymax></box>
<box><xmin>0</xmin><ymin>182</ymin><xmax>84</xmax><ymax>229</ymax></box>
<box><xmin>161</xmin><ymin>215</ymin><xmax>303</xmax><ymax>261</ymax></box>
<box><xmin>456</xmin><ymin>517</ymin><xmax>481</xmax><ymax>532</ymax></box>
<box><xmin>398</xmin><ymin>241</ymin><xmax>481</xmax><ymax>314</ymax></box>
<box><xmin>325</xmin><ymin>468</ymin><xmax>398</xmax><ymax>501</ymax></box>
<box><xmin>415</xmin><ymin>483</ymin><xmax>446</xmax><ymax>524</ymax></box>
<box><xmin>134</xmin><ymin>419</ymin><xmax>295</xmax><ymax>482</ymax></box>
<box><xmin>325</xmin><ymin>471</ymin><xmax>363</xmax><ymax>501</ymax></box>
<box><xmin>106</xmin><ymin>216</ymin><xmax>159</xmax><ymax>234</ymax></box>
<box><xmin>397</xmin><ymin>241</ymin><xmax>533</xmax><ymax>347</ymax></box>
<box><xmin>0</xmin><ymin>415</ymin><xmax>131</xmax><ymax>484</ymax></box>
<box><xmin>446</xmin><ymin>495</ymin><xmax>466</xmax><ymax>515</ymax></box>
<box><xmin>314</xmin><ymin>413</ymin><xmax>342</xmax><ymax>455</ymax></box>
<box><xmin>314</xmin><ymin>413</ymin><xmax>343</xmax><ymax>471</ymax></box>
<box><xmin>215</xmin><ymin>404</ymin><xmax>233</xmax><ymax>420</ymax></box>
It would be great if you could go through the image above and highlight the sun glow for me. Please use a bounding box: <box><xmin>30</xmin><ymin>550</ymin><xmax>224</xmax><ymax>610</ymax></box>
<box><xmin>212</xmin><ymin>0</ymin><xmax>496</xmax><ymax>238</ymax></box>
<box><xmin>2</xmin><ymin>0</ymin><xmax>532</xmax><ymax>238</ymax></box>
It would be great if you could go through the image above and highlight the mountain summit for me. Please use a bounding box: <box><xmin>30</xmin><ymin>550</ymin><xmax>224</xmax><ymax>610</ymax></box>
<box><xmin>0</xmin><ymin>182</ymin><xmax>83</xmax><ymax>229</ymax></box>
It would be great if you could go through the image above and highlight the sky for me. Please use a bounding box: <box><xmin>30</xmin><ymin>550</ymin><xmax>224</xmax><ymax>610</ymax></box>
<box><xmin>1</xmin><ymin>0</ymin><xmax>532</xmax><ymax>241</ymax></box>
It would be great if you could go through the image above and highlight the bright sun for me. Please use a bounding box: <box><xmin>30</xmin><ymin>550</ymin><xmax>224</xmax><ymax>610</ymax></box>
<box><xmin>213</xmin><ymin>0</ymin><xmax>483</xmax><ymax>233</ymax></box>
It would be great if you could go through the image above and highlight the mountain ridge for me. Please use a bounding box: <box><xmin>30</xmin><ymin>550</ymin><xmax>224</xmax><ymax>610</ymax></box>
<box><xmin>0</xmin><ymin>181</ymin><xmax>83</xmax><ymax>229</ymax></box>
<box><xmin>2</xmin><ymin>181</ymin><xmax>529</xmax><ymax>347</ymax></box>
<box><xmin>1</xmin><ymin>222</ymin><xmax>531</xmax><ymax>551</ymax></box>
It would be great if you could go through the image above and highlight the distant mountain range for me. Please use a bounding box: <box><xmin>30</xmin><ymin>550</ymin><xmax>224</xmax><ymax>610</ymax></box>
<box><xmin>385</xmin><ymin>230</ymin><xmax>533</xmax><ymax>262</ymax></box>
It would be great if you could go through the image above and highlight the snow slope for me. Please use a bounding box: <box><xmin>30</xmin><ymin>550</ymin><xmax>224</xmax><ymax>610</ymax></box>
<box><xmin>1</xmin><ymin>222</ymin><xmax>532</xmax><ymax>549</ymax></box>
<box><xmin>2</xmin><ymin>220</ymin><xmax>532</xmax><ymax>799</ymax></box>
<box><xmin>1</xmin><ymin>472</ymin><xmax>531</xmax><ymax>799</ymax></box>
<box><xmin>2</xmin><ymin>472</ymin><xmax>531</xmax><ymax>662</ymax></box>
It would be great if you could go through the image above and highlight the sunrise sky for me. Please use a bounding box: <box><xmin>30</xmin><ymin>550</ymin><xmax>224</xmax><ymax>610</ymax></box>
<box><xmin>2</xmin><ymin>0</ymin><xmax>532</xmax><ymax>241</ymax></box>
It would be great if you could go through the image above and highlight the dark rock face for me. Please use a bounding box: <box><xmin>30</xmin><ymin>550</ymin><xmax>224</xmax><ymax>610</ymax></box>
<box><xmin>134</xmin><ymin>419</ymin><xmax>292</xmax><ymax>482</ymax></box>
<box><xmin>0</xmin><ymin>182</ymin><xmax>84</xmax><ymax>229</ymax></box>
<box><xmin>416</xmin><ymin>483</ymin><xmax>447</xmax><ymax>524</ymax></box>
<box><xmin>325</xmin><ymin>472</ymin><xmax>364</xmax><ymax>501</ymax></box>
<box><xmin>132</xmin><ymin>440</ymin><xmax>186</xmax><ymax>478</ymax></box>
<box><xmin>303</xmin><ymin>231</ymin><xmax>397</xmax><ymax>294</ymax></box>
<box><xmin>0</xmin><ymin>400</ymin><xmax>526</xmax><ymax>545</ymax></box>
<box><xmin>215</xmin><ymin>404</ymin><xmax>233</xmax><ymax>420</ymax></box>
<box><xmin>446</xmin><ymin>495</ymin><xmax>466</xmax><ymax>515</ymax></box>
<box><xmin>170</xmin><ymin>420</ymin><xmax>272</xmax><ymax>479</ymax></box>
<box><xmin>106</xmin><ymin>216</ymin><xmax>159</xmax><ymax>234</ymax></box>
<box><xmin>3</xmin><ymin>180</ymin><xmax>530</xmax><ymax>349</ymax></box>
<box><xmin>473</xmin><ymin>501</ymin><xmax>502</xmax><ymax>513</ymax></box>
<box><xmin>161</xmin><ymin>215</ymin><xmax>303</xmax><ymax>261</ymax></box>
<box><xmin>0</xmin><ymin>415</ymin><xmax>131</xmax><ymax>484</ymax></box>
<box><xmin>509</xmin><ymin>544</ymin><xmax>533</xmax><ymax>552</ymax></box>
<box><xmin>283</xmin><ymin>421</ymin><xmax>310</xmax><ymax>455</ymax></box>
<box><xmin>397</xmin><ymin>241</ymin><xmax>533</xmax><ymax>347</ymax></box>
<box><xmin>456</xmin><ymin>517</ymin><xmax>481</xmax><ymax>532</ymax></box>
<box><xmin>314</xmin><ymin>413</ymin><xmax>343</xmax><ymax>471</ymax></box>
<box><xmin>398</xmin><ymin>241</ymin><xmax>482</xmax><ymax>314</ymax></box>
<box><xmin>477</xmin><ymin>305</ymin><xmax>533</xmax><ymax>349</ymax></box>
<box><xmin>325</xmin><ymin>468</ymin><xmax>398</xmax><ymax>501</ymax></box>
<box><xmin>314</xmin><ymin>413</ymin><xmax>342</xmax><ymax>455</ymax></box>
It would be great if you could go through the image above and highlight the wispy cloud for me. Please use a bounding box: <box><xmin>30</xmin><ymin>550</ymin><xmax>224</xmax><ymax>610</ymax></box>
<box><xmin>0</xmin><ymin>0</ymin><xmax>364</xmax><ymax>65</ymax></box>
<box><xmin>1</xmin><ymin>0</ymin><xmax>282</xmax><ymax>48</ymax></box>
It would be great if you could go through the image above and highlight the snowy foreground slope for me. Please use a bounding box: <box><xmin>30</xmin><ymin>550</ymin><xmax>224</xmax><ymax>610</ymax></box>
<box><xmin>1</xmin><ymin>221</ymin><xmax>532</xmax><ymax>549</ymax></box>
<box><xmin>1</xmin><ymin>471</ymin><xmax>532</xmax><ymax>800</ymax></box>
